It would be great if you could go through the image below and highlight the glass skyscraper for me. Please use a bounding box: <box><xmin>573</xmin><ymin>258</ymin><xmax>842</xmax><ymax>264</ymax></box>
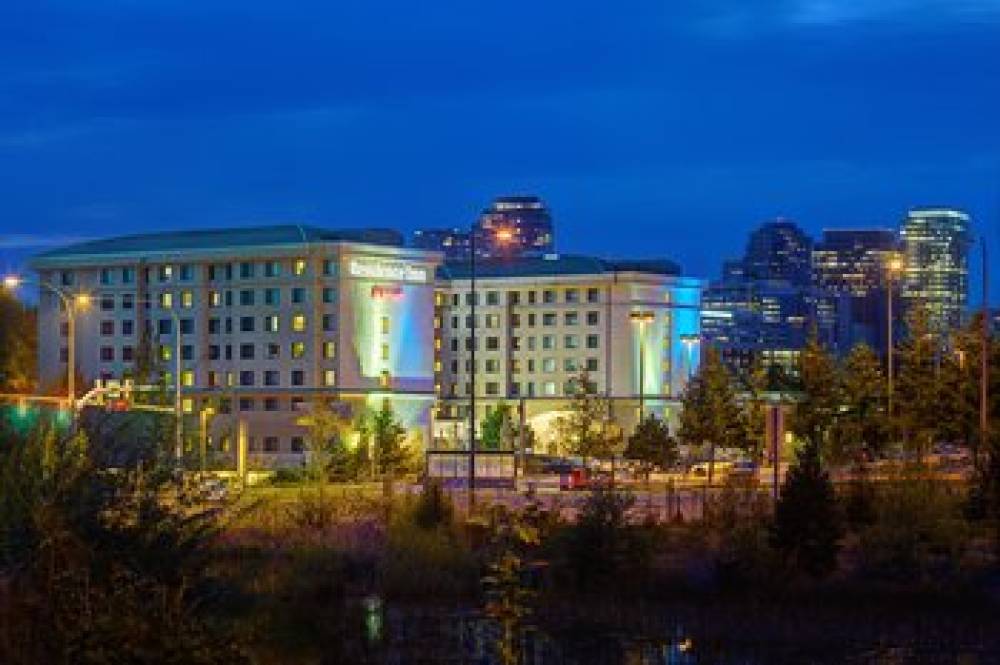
<box><xmin>474</xmin><ymin>195</ymin><xmax>554</xmax><ymax>258</ymax></box>
<box><xmin>900</xmin><ymin>208</ymin><xmax>971</xmax><ymax>335</ymax></box>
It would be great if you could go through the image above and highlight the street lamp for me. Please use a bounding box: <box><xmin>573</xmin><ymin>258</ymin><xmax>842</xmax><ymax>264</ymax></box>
<box><xmin>467</xmin><ymin>225</ymin><xmax>514</xmax><ymax>509</ymax></box>
<box><xmin>3</xmin><ymin>275</ymin><xmax>89</xmax><ymax>412</ymax></box>
<box><xmin>886</xmin><ymin>256</ymin><xmax>904</xmax><ymax>418</ymax></box>
<box><xmin>629</xmin><ymin>310</ymin><xmax>655</xmax><ymax>421</ymax></box>
<box><xmin>199</xmin><ymin>406</ymin><xmax>215</xmax><ymax>473</ymax></box>
<box><xmin>680</xmin><ymin>334</ymin><xmax>700</xmax><ymax>382</ymax></box>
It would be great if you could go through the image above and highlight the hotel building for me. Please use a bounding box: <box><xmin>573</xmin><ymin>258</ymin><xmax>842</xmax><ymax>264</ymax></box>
<box><xmin>30</xmin><ymin>226</ymin><xmax>442</xmax><ymax>466</ymax></box>
<box><xmin>432</xmin><ymin>255</ymin><xmax>702</xmax><ymax>451</ymax></box>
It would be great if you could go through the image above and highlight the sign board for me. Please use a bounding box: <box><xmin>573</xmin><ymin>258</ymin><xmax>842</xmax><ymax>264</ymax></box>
<box><xmin>349</xmin><ymin>258</ymin><xmax>428</xmax><ymax>284</ymax></box>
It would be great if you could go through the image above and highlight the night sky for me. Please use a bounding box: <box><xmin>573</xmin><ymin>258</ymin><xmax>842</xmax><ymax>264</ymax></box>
<box><xmin>1</xmin><ymin>1</ymin><xmax>998</xmax><ymax>302</ymax></box>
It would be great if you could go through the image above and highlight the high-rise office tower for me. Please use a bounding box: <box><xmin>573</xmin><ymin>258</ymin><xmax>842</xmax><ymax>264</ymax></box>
<box><xmin>743</xmin><ymin>219</ymin><xmax>813</xmax><ymax>286</ymax></box>
<box><xmin>474</xmin><ymin>195</ymin><xmax>555</xmax><ymax>258</ymax></box>
<box><xmin>900</xmin><ymin>208</ymin><xmax>971</xmax><ymax>334</ymax></box>
<box><xmin>412</xmin><ymin>228</ymin><xmax>472</xmax><ymax>261</ymax></box>
<box><xmin>812</xmin><ymin>228</ymin><xmax>902</xmax><ymax>355</ymax></box>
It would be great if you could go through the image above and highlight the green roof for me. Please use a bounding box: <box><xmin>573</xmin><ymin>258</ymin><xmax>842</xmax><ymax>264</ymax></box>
<box><xmin>437</xmin><ymin>255</ymin><xmax>682</xmax><ymax>280</ymax></box>
<box><xmin>33</xmin><ymin>225</ymin><xmax>403</xmax><ymax>260</ymax></box>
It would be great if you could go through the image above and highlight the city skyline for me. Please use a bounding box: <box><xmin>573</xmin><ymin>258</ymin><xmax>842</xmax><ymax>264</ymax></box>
<box><xmin>0</xmin><ymin>2</ymin><xmax>997</xmax><ymax>303</ymax></box>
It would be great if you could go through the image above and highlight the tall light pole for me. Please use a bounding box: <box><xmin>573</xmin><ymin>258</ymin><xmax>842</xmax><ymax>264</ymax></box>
<box><xmin>886</xmin><ymin>257</ymin><xmax>904</xmax><ymax>418</ymax></box>
<box><xmin>467</xmin><ymin>226</ymin><xmax>513</xmax><ymax>509</ymax></box>
<box><xmin>629</xmin><ymin>310</ymin><xmax>654</xmax><ymax>421</ymax></box>
<box><xmin>3</xmin><ymin>275</ymin><xmax>89</xmax><ymax>413</ymax></box>
<box><xmin>680</xmin><ymin>334</ymin><xmax>700</xmax><ymax>383</ymax></box>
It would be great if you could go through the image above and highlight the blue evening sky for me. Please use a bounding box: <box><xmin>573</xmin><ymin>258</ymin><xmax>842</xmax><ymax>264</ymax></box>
<box><xmin>1</xmin><ymin>1</ymin><xmax>998</xmax><ymax>302</ymax></box>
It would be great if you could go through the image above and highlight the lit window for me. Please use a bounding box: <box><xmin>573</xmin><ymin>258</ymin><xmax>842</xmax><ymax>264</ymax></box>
<box><xmin>264</xmin><ymin>315</ymin><xmax>280</xmax><ymax>333</ymax></box>
<box><xmin>181</xmin><ymin>370</ymin><xmax>194</xmax><ymax>387</ymax></box>
<box><xmin>159</xmin><ymin>292</ymin><xmax>173</xmax><ymax>309</ymax></box>
<box><xmin>379</xmin><ymin>371</ymin><xmax>391</xmax><ymax>387</ymax></box>
<box><xmin>209</xmin><ymin>291</ymin><xmax>222</xmax><ymax>307</ymax></box>
<box><xmin>181</xmin><ymin>291</ymin><xmax>194</xmax><ymax>308</ymax></box>
<box><xmin>182</xmin><ymin>398</ymin><xmax>194</xmax><ymax>414</ymax></box>
<box><xmin>160</xmin><ymin>345</ymin><xmax>172</xmax><ymax>361</ymax></box>
<box><xmin>381</xmin><ymin>343</ymin><xmax>390</xmax><ymax>361</ymax></box>
<box><xmin>293</xmin><ymin>259</ymin><xmax>307</xmax><ymax>276</ymax></box>
<box><xmin>380</xmin><ymin>316</ymin><xmax>390</xmax><ymax>334</ymax></box>
<box><xmin>292</xmin><ymin>314</ymin><xmax>306</xmax><ymax>332</ymax></box>
<box><xmin>323</xmin><ymin>341</ymin><xmax>335</xmax><ymax>359</ymax></box>
<box><xmin>322</xmin><ymin>370</ymin><xmax>336</xmax><ymax>387</ymax></box>
<box><xmin>291</xmin><ymin>342</ymin><xmax>305</xmax><ymax>358</ymax></box>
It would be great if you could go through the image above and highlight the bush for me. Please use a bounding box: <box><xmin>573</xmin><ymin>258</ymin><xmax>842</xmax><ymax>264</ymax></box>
<box><xmin>412</xmin><ymin>479</ymin><xmax>454</xmax><ymax>530</ymax></box>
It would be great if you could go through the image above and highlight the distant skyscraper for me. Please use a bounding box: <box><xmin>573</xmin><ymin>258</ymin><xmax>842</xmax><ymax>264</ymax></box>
<box><xmin>900</xmin><ymin>208</ymin><xmax>971</xmax><ymax>334</ymax></box>
<box><xmin>474</xmin><ymin>195</ymin><xmax>554</xmax><ymax>258</ymax></box>
<box><xmin>744</xmin><ymin>219</ymin><xmax>813</xmax><ymax>286</ymax></box>
<box><xmin>412</xmin><ymin>228</ymin><xmax>471</xmax><ymax>261</ymax></box>
<box><xmin>812</xmin><ymin>228</ymin><xmax>902</xmax><ymax>354</ymax></box>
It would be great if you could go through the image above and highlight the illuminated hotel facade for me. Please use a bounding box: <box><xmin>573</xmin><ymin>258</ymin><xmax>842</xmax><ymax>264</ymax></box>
<box><xmin>30</xmin><ymin>226</ymin><xmax>442</xmax><ymax>466</ymax></box>
<box><xmin>432</xmin><ymin>256</ymin><xmax>702</xmax><ymax>451</ymax></box>
<box><xmin>30</xmin><ymin>228</ymin><xmax>702</xmax><ymax>465</ymax></box>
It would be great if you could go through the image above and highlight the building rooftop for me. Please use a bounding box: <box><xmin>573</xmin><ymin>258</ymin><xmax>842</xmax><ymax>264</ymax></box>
<box><xmin>32</xmin><ymin>225</ymin><xmax>404</xmax><ymax>261</ymax></box>
<box><xmin>436</xmin><ymin>254</ymin><xmax>682</xmax><ymax>280</ymax></box>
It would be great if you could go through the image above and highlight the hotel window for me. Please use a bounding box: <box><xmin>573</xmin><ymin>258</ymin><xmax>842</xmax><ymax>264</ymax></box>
<box><xmin>322</xmin><ymin>287</ymin><xmax>336</xmax><ymax>304</ymax></box>
<box><xmin>486</xmin><ymin>337</ymin><xmax>499</xmax><ymax>350</ymax></box>
<box><xmin>264</xmin><ymin>261</ymin><xmax>281</xmax><ymax>278</ymax></box>
<box><xmin>511</xmin><ymin>313</ymin><xmax>521</xmax><ymax>327</ymax></box>
<box><xmin>323</xmin><ymin>341</ymin><xmax>335</xmax><ymax>359</ymax></box>
<box><xmin>159</xmin><ymin>292</ymin><xmax>173</xmax><ymax>309</ymax></box>
<box><xmin>266</xmin><ymin>343</ymin><xmax>280</xmax><ymax>359</ymax></box>
<box><xmin>527</xmin><ymin>359</ymin><xmax>536</xmax><ymax>372</ymax></box>
<box><xmin>291</xmin><ymin>436</ymin><xmax>305</xmax><ymax>453</ymax></box>
<box><xmin>542</xmin><ymin>335</ymin><xmax>555</xmax><ymax>350</ymax></box>
<box><xmin>380</xmin><ymin>316</ymin><xmax>390</xmax><ymax>335</ymax></box>
<box><xmin>542</xmin><ymin>290</ymin><xmax>555</xmax><ymax>304</ymax></box>
<box><xmin>100</xmin><ymin>268</ymin><xmax>112</xmax><ymax>285</ymax></box>
<box><xmin>380</xmin><ymin>343</ymin><xmax>390</xmax><ymax>361</ymax></box>
<box><xmin>451</xmin><ymin>316</ymin><xmax>459</xmax><ymax>329</ymax></box>
<box><xmin>322</xmin><ymin>370</ymin><xmax>336</xmax><ymax>387</ymax></box>
<box><xmin>158</xmin><ymin>265</ymin><xmax>173</xmax><ymax>282</ymax></box>
<box><xmin>158</xmin><ymin>319</ymin><xmax>172</xmax><ymax>335</ymax></box>
<box><xmin>291</xmin><ymin>342</ymin><xmax>305</xmax><ymax>358</ymax></box>
<box><xmin>509</xmin><ymin>291</ymin><xmax>521</xmax><ymax>305</ymax></box>
<box><xmin>101</xmin><ymin>295</ymin><xmax>115</xmax><ymax>311</ymax></box>
<box><xmin>291</xmin><ymin>370</ymin><xmax>305</xmax><ymax>386</ymax></box>
<box><xmin>587</xmin><ymin>288</ymin><xmax>600</xmax><ymax>303</ymax></box>
<box><xmin>451</xmin><ymin>294</ymin><xmax>459</xmax><ymax>306</ymax></box>
<box><xmin>565</xmin><ymin>289</ymin><xmax>579</xmax><ymax>303</ymax></box>
<box><xmin>450</xmin><ymin>339</ymin><xmax>458</xmax><ymax>352</ymax></box>
<box><xmin>59</xmin><ymin>271</ymin><xmax>73</xmax><ymax>286</ymax></box>
<box><xmin>511</xmin><ymin>337</ymin><xmax>521</xmax><ymax>351</ymax></box>
<box><xmin>586</xmin><ymin>358</ymin><xmax>599</xmax><ymax>372</ymax></box>
<box><xmin>564</xmin><ymin>335</ymin><xmax>579</xmax><ymax>349</ymax></box>
<box><xmin>542</xmin><ymin>381</ymin><xmax>557</xmax><ymax>397</ymax></box>
<box><xmin>484</xmin><ymin>359</ymin><xmax>498</xmax><ymax>373</ymax></box>
<box><xmin>291</xmin><ymin>396</ymin><xmax>305</xmax><ymax>410</ymax></box>
<box><xmin>225</xmin><ymin>345</ymin><xmax>233</xmax><ymax>360</ymax></box>
<box><xmin>486</xmin><ymin>291</ymin><xmax>499</xmax><ymax>306</ymax></box>
<box><xmin>587</xmin><ymin>311</ymin><xmax>599</xmax><ymax>325</ymax></box>
<box><xmin>239</xmin><ymin>289</ymin><xmax>254</xmax><ymax>306</ymax></box>
<box><xmin>291</xmin><ymin>287</ymin><xmax>305</xmax><ymax>304</ymax></box>
<box><xmin>379</xmin><ymin>371</ymin><xmax>391</xmax><ymax>388</ymax></box>
<box><xmin>434</xmin><ymin>359</ymin><xmax>443</xmax><ymax>372</ymax></box>
<box><xmin>527</xmin><ymin>313</ymin><xmax>536</xmax><ymax>327</ymax></box>
<box><xmin>564</xmin><ymin>312</ymin><xmax>579</xmax><ymax>325</ymax></box>
<box><xmin>122</xmin><ymin>267</ymin><xmax>135</xmax><ymax>284</ymax></box>
<box><xmin>239</xmin><ymin>371</ymin><xmax>255</xmax><ymax>386</ymax></box>
<box><xmin>240</xmin><ymin>262</ymin><xmax>254</xmax><ymax>279</ymax></box>
<box><xmin>542</xmin><ymin>313</ymin><xmax>556</xmax><ymax>326</ymax></box>
<box><xmin>181</xmin><ymin>371</ymin><xmax>194</xmax><ymax>387</ymax></box>
<box><xmin>510</xmin><ymin>359</ymin><xmax>522</xmax><ymax>373</ymax></box>
<box><xmin>208</xmin><ymin>318</ymin><xmax>221</xmax><ymax>334</ymax></box>
<box><xmin>485</xmin><ymin>382</ymin><xmax>499</xmax><ymax>396</ymax></box>
<box><xmin>264</xmin><ymin>398</ymin><xmax>279</xmax><ymax>411</ymax></box>
<box><xmin>564</xmin><ymin>358</ymin><xmax>579</xmax><ymax>372</ymax></box>
<box><xmin>322</xmin><ymin>315</ymin><xmax>335</xmax><ymax>331</ymax></box>
<box><xmin>527</xmin><ymin>337</ymin><xmax>536</xmax><ymax>350</ymax></box>
<box><xmin>292</xmin><ymin>314</ymin><xmax>307</xmax><ymax>332</ymax></box>
<box><xmin>225</xmin><ymin>290</ymin><xmax>234</xmax><ymax>307</ymax></box>
<box><xmin>206</xmin><ymin>371</ymin><xmax>218</xmax><ymax>388</ymax></box>
<box><xmin>264</xmin><ymin>370</ymin><xmax>280</xmax><ymax>386</ymax></box>
<box><xmin>542</xmin><ymin>358</ymin><xmax>556</xmax><ymax>373</ymax></box>
<box><xmin>122</xmin><ymin>346</ymin><xmax>134</xmax><ymax>362</ymax></box>
<box><xmin>586</xmin><ymin>334</ymin><xmax>599</xmax><ymax>349</ymax></box>
<box><xmin>219</xmin><ymin>397</ymin><xmax>232</xmax><ymax>414</ymax></box>
<box><xmin>293</xmin><ymin>259</ymin><xmax>307</xmax><ymax>276</ymax></box>
<box><xmin>59</xmin><ymin>347</ymin><xmax>68</xmax><ymax>362</ymax></box>
<box><xmin>264</xmin><ymin>288</ymin><xmax>280</xmax><ymax>306</ymax></box>
<box><xmin>100</xmin><ymin>346</ymin><xmax>114</xmax><ymax>362</ymax></box>
<box><xmin>224</xmin><ymin>264</ymin><xmax>233</xmax><ymax>280</ymax></box>
<box><xmin>181</xmin><ymin>291</ymin><xmax>194</xmax><ymax>308</ymax></box>
<box><xmin>264</xmin><ymin>315</ymin><xmax>279</xmax><ymax>332</ymax></box>
<box><xmin>208</xmin><ymin>345</ymin><xmax>220</xmax><ymax>360</ymax></box>
<box><xmin>180</xmin><ymin>319</ymin><xmax>194</xmax><ymax>334</ymax></box>
<box><xmin>240</xmin><ymin>316</ymin><xmax>255</xmax><ymax>332</ymax></box>
<box><xmin>239</xmin><ymin>397</ymin><xmax>254</xmax><ymax>412</ymax></box>
<box><xmin>527</xmin><ymin>291</ymin><xmax>536</xmax><ymax>304</ymax></box>
<box><xmin>209</xmin><ymin>291</ymin><xmax>222</xmax><ymax>308</ymax></box>
<box><xmin>179</xmin><ymin>264</ymin><xmax>194</xmax><ymax>281</ymax></box>
<box><xmin>239</xmin><ymin>344</ymin><xmax>255</xmax><ymax>360</ymax></box>
<box><xmin>264</xmin><ymin>436</ymin><xmax>279</xmax><ymax>452</ymax></box>
<box><xmin>159</xmin><ymin>345</ymin><xmax>172</xmax><ymax>361</ymax></box>
<box><xmin>122</xmin><ymin>294</ymin><xmax>134</xmax><ymax>310</ymax></box>
<box><xmin>181</xmin><ymin>345</ymin><xmax>193</xmax><ymax>361</ymax></box>
<box><xmin>485</xmin><ymin>314</ymin><xmax>499</xmax><ymax>328</ymax></box>
<box><xmin>322</xmin><ymin>259</ymin><xmax>336</xmax><ymax>276</ymax></box>
<box><xmin>100</xmin><ymin>320</ymin><xmax>114</xmax><ymax>336</ymax></box>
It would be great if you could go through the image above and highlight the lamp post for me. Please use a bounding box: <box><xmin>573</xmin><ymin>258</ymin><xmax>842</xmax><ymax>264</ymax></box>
<box><xmin>886</xmin><ymin>257</ymin><xmax>904</xmax><ymax>418</ymax></box>
<box><xmin>199</xmin><ymin>406</ymin><xmax>215</xmax><ymax>473</ymax></box>
<box><xmin>680</xmin><ymin>334</ymin><xmax>700</xmax><ymax>383</ymax></box>
<box><xmin>466</xmin><ymin>226</ymin><xmax>514</xmax><ymax>510</ymax></box>
<box><xmin>629</xmin><ymin>310</ymin><xmax>655</xmax><ymax>421</ymax></box>
<box><xmin>3</xmin><ymin>275</ymin><xmax>89</xmax><ymax>413</ymax></box>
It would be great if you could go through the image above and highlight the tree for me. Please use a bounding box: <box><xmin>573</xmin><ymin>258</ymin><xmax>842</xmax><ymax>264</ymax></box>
<box><xmin>789</xmin><ymin>332</ymin><xmax>841</xmax><ymax>457</ymax></box>
<box><xmin>297</xmin><ymin>400</ymin><xmax>354</xmax><ymax>480</ymax></box>
<box><xmin>830</xmin><ymin>343</ymin><xmax>888</xmax><ymax>464</ymax></box>
<box><xmin>481</xmin><ymin>403</ymin><xmax>515</xmax><ymax>450</ymax></box>
<box><xmin>739</xmin><ymin>361</ymin><xmax>769</xmax><ymax>462</ymax></box>
<box><xmin>371</xmin><ymin>399</ymin><xmax>408</xmax><ymax>498</ymax></box>
<box><xmin>770</xmin><ymin>440</ymin><xmax>843</xmax><ymax>578</ymax></box>
<box><xmin>555</xmin><ymin>371</ymin><xmax>622</xmax><ymax>464</ymax></box>
<box><xmin>0</xmin><ymin>291</ymin><xmax>36</xmax><ymax>393</ymax></box>
<box><xmin>678</xmin><ymin>347</ymin><xmax>745</xmax><ymax>482</ymax></box>
<box><xmin>624</xmin><ymin>413</ymin><xmax>678</xmax><ymax>479</ymax></box>
<box><xmin>894</xmin><ymin>307</ymin><xmax>943</xmax><ymax>459</ymax></box>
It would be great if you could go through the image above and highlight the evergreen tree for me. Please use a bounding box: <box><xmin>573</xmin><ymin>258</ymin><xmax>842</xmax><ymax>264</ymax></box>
<box><xmin>894</xmin><ymin>307</ymin><xmax>943</xmax><ymax>458</ymax></box>
<box><xmin>831</xmin><ymin>343</ymin><xmax>888</xmax><ymax>464</ymax></box>
<box><xmin>625</xmin><ymin>413</ymin><xmax>678</xmax><ymax>479</ymax></box>
<box><xmin>678</xmin><ymin>347</ymin><xmax>745</xmax><ymax>481</ymax></box>
<box><xmin>480</xmin><ymin>403</ymin><xmax>514</xmax><ymax>450</ymax></box>
<box><xmin>790</xmin><ymin>332</ymin><xmax>841</xmax><ymax>456</ymax></box>
<box><xmin>556</xmin><ymin>371</ymin><xmax>622</xmax><ymax>463</ymax></box>
<box><xmin>0</xmin><ymin>291</ymin><xmax>36</xmax><ymax>393</ymax></box>
<box><xmin>770</xmin><ymin>440</ymin><xmax>843</xmax><ymax>577</ymax></box>
<box><xmin>371</xmin><ymin>399</ymin><xmax>408</xmax><ymax>479</ymax></box>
